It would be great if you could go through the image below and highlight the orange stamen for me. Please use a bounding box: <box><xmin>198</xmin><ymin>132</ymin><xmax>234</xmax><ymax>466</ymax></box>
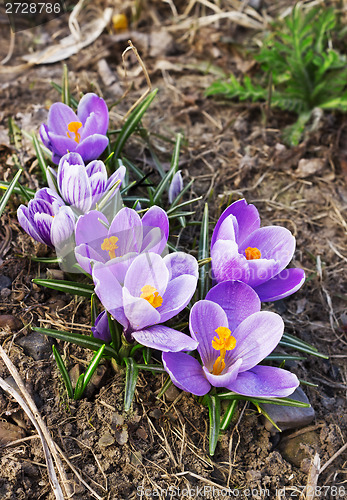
<box><xmin>211</xmin><ymin>326</ymin><xmax>236</xmax><ymax>375</ymax></box>
<box><xmin>101</xmin><ymin>236</ymin><xmax>118</xmax><ymax>259</ymax></box>
<box><xmin>140</xmin><ymin>285</ymin><xmax>163</xmax><ymax>308</ymax></box>
<box><xmin>245</xmin><ymin>246</ymin><xmax>261</xmax><ymax>260</ymax></box>
<box><xmin>67</xmin><ymin>121</ymin><xmax>83</xmax><ymax>143</ymax></box>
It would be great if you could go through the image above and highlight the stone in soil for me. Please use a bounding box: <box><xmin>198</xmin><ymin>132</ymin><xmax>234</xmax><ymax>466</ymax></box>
<box><xmin>98</xmin><ymin>431</ymin><xmax>115</xmax><ymax>447</ymax></box>
<box><xmin>0</xmin><ymin>315</ymin><xmax>23</xmax><ymax>331</ymax></box>
<box><xmin>0</xmin><ymin>421</ymin><xmax>26</xmax><ymax>446</ymax></box>
<box><xmin>279</xmin><ymin>430</ymin><xmax>320</xmax><ymax>468</ymax></box>
<box><xmin>261</xmin><ymin>387</ymin><xmax>315</xmax><ymax>433</ymax></box>
<box><xmin>0</xmin><ymin>275</ymin><xmax>12</xmax><ymax>290</ymax></box>
<box><xmin>17</xmin><ymin>331</ymin><xmax>53</xmax><ymax>360</ymax></box>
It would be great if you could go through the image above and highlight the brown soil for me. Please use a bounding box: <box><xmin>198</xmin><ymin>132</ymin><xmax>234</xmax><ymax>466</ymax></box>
<box><xmin>0</xmin><ymin>2</ymin><xmax>346</xmax><ymax>499</ymax></box>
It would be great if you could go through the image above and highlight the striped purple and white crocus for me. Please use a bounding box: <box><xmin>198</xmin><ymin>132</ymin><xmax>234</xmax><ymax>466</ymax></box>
<box><xmin>17</xmin><ymin>188</ymin><xmax>75</xmax><ymax>248</ymax></box>
<box><xmin>47</xmin><ymin>152</ymin><xmax>125</xmax><ymax>215</ymax></box>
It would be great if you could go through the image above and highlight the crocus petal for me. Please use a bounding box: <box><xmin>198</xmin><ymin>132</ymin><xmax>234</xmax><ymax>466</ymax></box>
<box><xmin>75</xmin><ymin>243</ymin><xmax>106</xmax><ymax>275</ymax></box>
<box><xmin>203</xmin><ymin>358</ymin><xmax>243</xmax><ymax>388</ymax></box>
<box><xmin>157</xmin><ymin>275</ymin><xmax>197</xmax><ymax>323</ymax></box>
<box><xmin>214</xmin><ymin>214</ymin><xmax>238</xmax><ymax>243</ymax></box>
<box><xmin>92</xmin><ymin>311</ymin><xmax>111</xmax><ymax>343</ymax></box>
<box><xmin>253</xmin><ymin>268</ymin><xmax>306</xmax><ymax>302</ymax></box>
<box><xmin>132</xmin><ymin>325</ymin><xmax>198</xmax><ymax>352</ymax></box>
<box><xmin>17</xmin><ymin>205</ymin><xmax>45</xmax><ymax>244</ymax></box>
<box><xmin>211</xmin><ymin>239</ymin><xmax>250</xmax><ymax>283</ymax></box>
<box><xmin>226</xmin><ymin>365</ymin><xmax>299</xmax><ymax>398</ymax></box>
<box><xmin>88</xmin><ymin>172</ymin><xmax>107</xmax><ymax>206</ymax></box>
<box><xmin>189</xmin><ymin>300</ymin><xmax>229</xmax><ymax>370</ymax></box>
<box><xmin>123</xmin><ymin>288</ymin><xmax>161</xmax><ymax>332</ymax></box>
<box><xmin>77</xmin><ymin>93</ymin><xmax>109</xmax><ymax>135</ymax></box>
<box><xmin>47</xmin><ymin>132</ymin><xmax>78</xmax><ymax>157</ymax></box>
<box><xmin>75</xmin><ymin>135</ymin><xmax>109</xmax><ymax>163</ymax></box>
<box><xmin>47</xmin><ymin>102</ymin><xmax>78</xmax><ymax>135</ymax></box>
<box><xmin>93</xmin><ymin>261</ymin><xmax>129</xmax><ymax>330</ymax></box>
<box><xmin>124</xmin><ymin>253</ymin><xmax>169</xmax><ymax>298</ymax></box>
<box><xmin>211</xmin><ymin>199</ymin><xmax>260</xmax><ymax>249</ymax></box>
<box><xmin>75</xmin><ymin>210</ymin><xmax>109</xmax><ymax>247</ymax></box>
<box><xmin>35</xmin><ymin>187</ymin><xmax>64</xmax><ymax>206</ymax></box>
<box><xmin>228</xmin><ymin>311</ymin><xmax>284</xmax><ymax>372</ymax></box>
<box><xmin>108</xmin><ymin>207</ymin><xmax>143</xmax><ymax>256</ymax></box>
<box><xmin>59</xmin><ymin>162</ymin><xmax>92</xmax><ymax>212</ymax></box>
<box><xmin>57</xmin><ymin>152</ymin><xmax>84</xmax><ymax>191</ymax></box>
<box><xmin>206</xmin><ymin>281</ymin><xmax>261</xmax><ymax>331</ymax></box>
<box><xmin>51</xmin><ymin>206</ymin><xmax>75</xmax><ymax>247</ymax></box>
<box><xmin>162</xmin><ymin>352</ymin><xmax>211</xmax><ymax>396</ymax></box>
<box><xmin>163</xmin><ymin>252</ymin><xmax>198</xmax><ymax>280</ymax></box>
<box><xmin>239</xmin><ymin>226</ymin><xmax>295</xmax><ymax>278</ymax></box>
<box><xmin>141</xmin><ymin>206</ymin><xmax>169</xmax><ymax>254</ymax></box>
<box><xmin>40</xmin><ymin>124</ymin><xmax>52</xmax><ymax>149</ymax></box>
<box><xmin>246</xmin><ymin>258</ymin><xmax>278</xmax><ymax>287</ymax></box>
<box><xmin>168</xmin><ymin>170</ymin><xmax>183</xmax><ymax>204</ymax></box>
<box><xmin>106</xmin><ymin>164</ymin><xmax>126</xmax><ymax>190</ymax></box>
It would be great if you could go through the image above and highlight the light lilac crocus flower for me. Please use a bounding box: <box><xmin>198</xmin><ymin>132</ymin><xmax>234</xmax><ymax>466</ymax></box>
<box><xmin>47</xmin><ymin>152</ymin><xmax>125</xmax><ymax>214</ymax></box>
<box><xmin>92</xmin><ymin>252</ymin><xmax>199</xmax><ymax>352</ymax></box>
<box><xmin>74</xmin><ymin>206</ymin><xmax>169</xmax><ymax>274</ymax></box>
<box><xmin>168</xmin><ymin>170</ymin><xmax>183</xmax><ymax>204</ymax></box>
<box><xmin>163</xmin><ymin>280</ymin><xmax>299</xmax><ymax>397</ymax></box>
<box><xmin>211</xmin><ymin>199</ymin><xmax>305</xmax><ymax>301</ymax></box>
<box><xmin>17</xmin><ymin>188</ymin><xmax>75</xmax><ymax>248</ymax></box>
<box><xmin>92</xmin><ymin>311</ymin><xmax>111</xmax><ymax>343</ymax></box>
<box><xmin>40</xmin><ymin>93</ymin><xmax>109</xmax><ymax>164</ymax></box>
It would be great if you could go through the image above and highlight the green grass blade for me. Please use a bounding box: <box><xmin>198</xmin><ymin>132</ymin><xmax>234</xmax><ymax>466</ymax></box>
<box><xmin>157</xmin><ymin>376</ymin><xmax>173</xmax><ymax>399</ymax></box>
<box><xmin>198</xmin><ymin>203</ymin><xmax>209</xmax><ymax>300</ymax></box>
<box><xmin>52</xmin><ymin>345</ymin><xmax>73</xmax><ymax>398</ymax></box>
<box><xmin>32</xmin><ymin>134</ymin><xmax>48</xmax><ymax>183</ymax></box>
<box><xmin>123</xmin><ymin>357</ymin><xmax>139</xmax><ymax>412</ymax></box>
<box><xmin>91</xmin><ymin>294</ymin><xmax>97</xmax><ymax>327</ymax></box>
<box><xmin>32</xmin><ymin>278</ymin><xmax>94</xmax><ymax>298</ymax></box>
<box><xmin>27</xmin><ymin>255</ymin><xmax>61</xmax><ymax>264</ymax></box>
<box><xmin>51</xmin><ymin>82</ymin><xmax>78</xmax><ymax>108</ymax></box>
<box><xmin>166</xmin><ymin>196</ymin><xmax>202</xmax><ymax>215</ymax></box>
<box><xmin>62</xmin><ymin>64</ymin><xmax>70</xmax><ymax>106</ymax></box>
<box><xmin>218</xmin><ymin>391</ymin><xmax>310</xmax><ymax>407</ymax></box>
<box><xmin>33</xmin><ymin>326</ymin><xmax>118</xmax><ymax>359</ymax></box>
<box><xmin>113</xmin><ymin>89</ymin><xmax>158</xmax><ymax>160</ymax></box>
<box><xmin>73</xmin><ymin>373</ymin><xmax>84</xmax><ymax>400</ymax></box>
<box><xmin>80</xmin><ymin>344</ymin><xmax>106</xmax><ymax>396</ymax></box>
<box><xmin>0</xmin><ymin>169</ymin><xmax>23</xmax><ymax>217</ymax></box>
<box><xmin>279</xmin><ymin>340</ymin><xmax>328</xmax><ymax>359</ymax></box>
<box><xmin>282</xmin><ymin>332</ymin><xmax>318</xmax><ymax>351</ymax></box>
<box><xmin>135</xmin><ymin>364</ymin><xmax>166</xmax><ymax>373</ymax></box>
<box><xmin>107</xmin><ymin>312</ymin><xmax>121</xmax><ymax>352</ymax></box>
<box><xmin>220</xmin><ymin>400</ymin><xmax>238</xmax><ymax>432</ymax></box>
<box><xmin>152</xmin><ymin>132</ymin><xmax>183</xmax><ymax>205</ymax></box>
<box><xmin>204</xmin><ymin>394</ymin><xmax>221</xmax><ymax>456</ymax></box>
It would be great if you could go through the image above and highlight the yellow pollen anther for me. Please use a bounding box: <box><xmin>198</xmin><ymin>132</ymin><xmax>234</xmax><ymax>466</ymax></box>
<box><xmin>67</xmin><ymin>121</ymin><xmax>83</xmax><ymax>143</ymax></box>
<box><xmin>140</xmin><ymin>285</ymin><xmax>163</xmax><ymax>308</ymax></box>
<box><xmin>101</xmin><ymin>236</ymin><xmax>119</xmax><ymax>259</ymax></box>
<box><xmin>245</xmin><ymin>246</ymin><xmax>261</xmax><ymax>260</ymax></box>
<box><xmin>211</xmin><ymin>326</ymin><xmax>236</xmax><ymax>375</ymax></box>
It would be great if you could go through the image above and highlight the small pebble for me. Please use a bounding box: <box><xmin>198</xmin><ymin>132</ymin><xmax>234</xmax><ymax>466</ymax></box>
<box><xmin>136</xmin><ymin>427</ymin><xmax>148</xmax><ymax>440</ymax></box>
<box><xmin>165</xmin><ymin>385</ymin><xmax>180</xmax><ymax>402</ymax></box>
<box><xmin>149</xmin><ymin>408</ymin><xmax>162</xmax><ymax>419</ymax></box>
<box><xmin>98</xmin><ymin>431</ymin><xmax>115</xmax><ymax>447</ymax></box>
<box><xmin>0</xmin><ymin>421</ymin><xmax>26</xmax><ymax>446</ymax></box>
<box><xmin>115</xmin><ymin>427</ymin><xmax>128</xmax><ymax>445</ymax></box>
<box><xmin>130</xmin><ymin>451</ymin><xmax>142</xmax><ymax>466</ymax></box>
<box><xmin>111</xmin><ymin>412</ymin><xmax>124</xmax><ymax>427</ymax></box>
<box><xmin>17</xmin><ymin>332</ymin><xmax>53</xmax><ymax>360</ymax></box>
<box><xmin>0</xmin><ymin>275</ymin><xmax>12</xmax><ymax>290</ymax></box>
<box><xmin>0</xmin><ymin>315</ymin><xmax>23</xmax><ymax>331</ymax></box>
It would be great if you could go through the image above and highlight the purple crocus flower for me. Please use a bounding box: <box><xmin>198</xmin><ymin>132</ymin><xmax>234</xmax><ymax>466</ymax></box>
<box><xmin>75</xmin><ymin>206</ymin><xmax>169</xmax><ymax>274</ymax></box>
<box><xmin>168</xmin><ymin>170</ymin><xmax>183</xmax><ymax>204</ymax></box>
<box><xmin>17</xmin><ymin>188</ymin><xmax>75</xmax><ymax>248</ymax></box>
<box><xmin>92</xmin><ymin>252</ymin><xmax>199</xmax><ymax>352</ymax></box>
<box><xmin>162</xmin><ymin>280</ymin><xmax>299</xmax><ymax>397</ymax></box>
<box><xmin>92</xmin><ymin>311</ymin><xmax>111</xmax><ymax>343</ymax></box>
<box><xmin>211</xmin><ymin>199</ymin><xmax>305</xmax><ymax>301</ymax></box>
<box><xmin>40</xmin><ymin>93</ymin><xmax>109</xmax><ymax>164</ymax></box>
<box><xmin>47</xmin><ymin>152</ymin><xmax>125</xmax><ymax>214</ymax></box>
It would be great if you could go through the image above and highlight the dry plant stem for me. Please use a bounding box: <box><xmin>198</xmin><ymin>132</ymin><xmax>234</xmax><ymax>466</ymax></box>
<box><xmin>0</xmin><ymin>376</ymin><xmax>64</xmax><ymax>500</ymax></box>
<box><xmin>302</xmin><ymin>453</ymin><xmax>320</xmax><ymax>500</ymax></box>
<box><xmin>0</xmin><ymin>344</ymin><xmax>73</xmax><ymax>499</ymax></box>
<box><xmin>121</xmin><ymin>40</ymin><xmax>152</xmax><ymax>120</ymax></box>
<box><xmin>0</xmin><ymin>29</ymin><xmax>15</xmax><ymax>65</ymax></box>
<box><xmin>68</xmin><ymin>0</ymin><xmax>85</xmax><ymax>42</ymax></box>
<box><xmin>319</xmin><ymin>442</ymin><xmax>347</xmax><ymax>475</ymax></box>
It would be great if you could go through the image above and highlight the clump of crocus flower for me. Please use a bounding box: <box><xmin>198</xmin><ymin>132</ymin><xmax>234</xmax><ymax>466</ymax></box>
<box><xmin>74</xmin><ymin>206</ymin><xmax>169</xmax><ymax>274</ymax></box>
<box><xmin>92</xmin><ymin>311</ymin><xmax>112</xmax><ymax>343</ymax></box>
<box><xmin>211</xmin><ymin>199</ymin><xmax>305</xmax><ymax>301</ymax></box>
<box><xmin>47</xmin><ymin>152</ymin><xmax>125</xmax><ymax>214</ymax></box>
<box><xmin>40</xmin><ymin>93</ymin><xmax>109</xmax><ymax>164</ymax></box>
<box><xmin>17</xmin><ymin>188</ymin><xmax>75</xmax><ymax>248</ymax></box>
<box><xmin>92</xmin><ymin>252</ymin><xmax>199</xmax><ymax>352</ymax></box>
<box><xmin>163</xmin><ymin>281</ymin><xmax>299</xmax><ymax>397</ymax></box>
